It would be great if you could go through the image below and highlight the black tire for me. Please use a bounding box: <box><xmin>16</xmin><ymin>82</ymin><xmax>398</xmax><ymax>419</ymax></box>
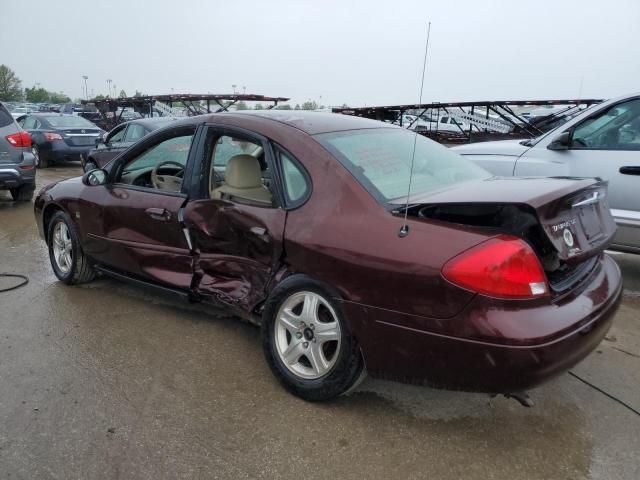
<box><xmin>10</xmin><ymin>184</ymin><xmax>35</xmax><ymax>201</ymax></box>
<box><xmin>47</xmin><ymin>210</ymin><xmax>95</xmax><ymax>285</ymax></box>
<box><xmin>261</xmin><ymin>275</ymin><xmax>364</xmax><ymax>401</ymax></box>
<box><xmin>33</xmin><ymin>145</ymin><xmax>48</xmax><ymax>169</ymax></box>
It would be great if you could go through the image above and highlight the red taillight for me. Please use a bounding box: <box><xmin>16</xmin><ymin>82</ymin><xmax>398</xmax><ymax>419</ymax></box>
<box><xmin>5</xmin><ymin>131</ymin><xmax>32</xmax><ymax>148</ymax></box>
<box><xmin>44</xmin><ymin>132</ymin><xmax>63</xmax><ymax>141</ymax></box>
<box><xmin>442</xmin><ymin>235</ymin><xmax>549</xmax><ymax>299</ymax></box>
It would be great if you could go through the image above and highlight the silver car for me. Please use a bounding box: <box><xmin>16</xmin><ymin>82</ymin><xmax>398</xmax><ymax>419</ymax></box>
<box><xmin>0</xmin><ymin>102</ymin><xmax>36</xmax><ymax>201</ymax></box>
<box><xmin>453</xmin><ymin>92</ymin><xmax>640</xmax><ymax>254</ymax></box>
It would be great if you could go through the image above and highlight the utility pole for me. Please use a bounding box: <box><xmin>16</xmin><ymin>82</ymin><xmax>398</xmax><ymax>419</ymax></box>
<box><xmin>106</xmin><ymin>79</ymin><xmax>112</xmax><ymax>98</ymax></box>
<box><xmin>82</xmin><ymin>75</ymin><xmax>89</xmax><ymax>100</ymax></box>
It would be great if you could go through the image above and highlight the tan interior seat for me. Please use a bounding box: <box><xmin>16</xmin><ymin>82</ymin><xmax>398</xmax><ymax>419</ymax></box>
<box><xmin>211</xmin><ymin>154</ymin><xmax>272</xmax><ymax>205</ymax></box>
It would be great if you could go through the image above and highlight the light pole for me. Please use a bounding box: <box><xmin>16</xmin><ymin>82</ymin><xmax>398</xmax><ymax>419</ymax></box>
<box><xmin>242</xmin><ymin>86</ymin><xmax>246</xmax><ymax>95</ymax></box>
<box><xmin>232</xmin><ymin>84</ymin><xmax>237</xmax><ymax>94</ymax></box>
<box><xmin>82</xmin><ymin>75</ymin><xmax>89</xmax><ymax>100</ymax></box>
<box><xmin>106</xmin><ymin>79</ymin><xmax>112</xmax><ymax>98</ymax></box>
<box><xmin>113</xmin><ymin>84</ymin><xmax>117</xmax><ymax>98</ymax></box>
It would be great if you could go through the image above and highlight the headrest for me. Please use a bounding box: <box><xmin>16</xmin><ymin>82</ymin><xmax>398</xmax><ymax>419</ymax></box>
<box><xmin>224</xmin><ymin>154</ymin><xmax>262</xmax><ymax>189</ymax></box>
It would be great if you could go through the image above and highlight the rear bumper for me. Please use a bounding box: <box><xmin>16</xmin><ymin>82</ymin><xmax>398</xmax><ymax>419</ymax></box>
<box><xmin>44</xmin><ymin>141</ymin><xmax>95</xmax><ymax>162</ymax></box>
<box><xmin>343</xmin><ymin>254</ymin><xmax>622</xmax><ymax>393</ymax></box>
<box><xmin>0</xmin><ymin>167</ymin><xmax>35</xmax><ymax>189</ymax></box>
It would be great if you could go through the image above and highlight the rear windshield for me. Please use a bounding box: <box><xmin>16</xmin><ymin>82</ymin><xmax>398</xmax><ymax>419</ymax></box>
<box><xmin>45</xmin><ymin>116</ymin><xmax>96</xmax><ymax>128</ymax></box>
<box><xmin>316</xmin><ymin>128</ymin><xmax>490</xmax><ymax>204</ymax></box>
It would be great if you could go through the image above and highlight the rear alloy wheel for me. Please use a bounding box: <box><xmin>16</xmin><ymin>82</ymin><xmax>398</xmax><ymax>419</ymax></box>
<box><xmin>10</xmin><ymin>184</ymin><xmax>35</xmax><ymax>201</ymax></box>
<box><xmin>47</xmin><ymin>211</ymin><xmax>95</xmax><ymax>284</ymax></box>
<box><xmin>33</xmin><ymin>145</ymin><xmax>48</xmax><ymax>168</ymax></box>
<box><xmin>262</xmin><ymin>277</ymin><xmax>364</xmax><ymax>401</ymax></box>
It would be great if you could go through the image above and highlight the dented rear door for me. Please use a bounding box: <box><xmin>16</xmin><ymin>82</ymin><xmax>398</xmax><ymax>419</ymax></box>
<box><xmin>181</xmin><ymin>124</ymin><xmax>286</xmax><ymax>315</ymax></box>
<box><xmin>182</xmin><ymin>199</ymin><xmax>285</xmax><ymax>314</ymax></box>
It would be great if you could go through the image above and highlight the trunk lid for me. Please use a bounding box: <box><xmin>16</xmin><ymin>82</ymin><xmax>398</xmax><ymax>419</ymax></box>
<box><xmin>392</xmin><ymin>176</ymin><xmax>617</xmax><ymax>264</ymax></box>
<box><xmin>59</xmin><ymin>127</ymin><xmax>102</xmax><ymax>147</ymax></box>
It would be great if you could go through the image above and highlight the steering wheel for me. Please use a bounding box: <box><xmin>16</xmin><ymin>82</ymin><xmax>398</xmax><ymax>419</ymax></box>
<box><xmin>151</xmin><ymin>160</ymin><xmax>185</xmax><ymax>191</ymax></box>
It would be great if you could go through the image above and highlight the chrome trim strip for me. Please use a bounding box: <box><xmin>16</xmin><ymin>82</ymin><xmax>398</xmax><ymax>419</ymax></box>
<box><xmin>572</xmin><ymin>191</ymin><xmax>599</xmax><ymax>208</ymax></box>
<box><xmin>0</xmin><ymin>168</ymin><xmax>19</xmax><ymax>175</ymax></box>
<box><xmin>611</xmin><ymin>208</ymin><xmax>640</xmax><ymax>227</ymax></box>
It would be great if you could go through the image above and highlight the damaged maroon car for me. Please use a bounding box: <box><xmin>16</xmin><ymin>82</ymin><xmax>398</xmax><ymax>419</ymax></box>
<box><xmin>34</xmin><ymin>111</ymin><xmax>622</xmax><ymax>402</ymax></box>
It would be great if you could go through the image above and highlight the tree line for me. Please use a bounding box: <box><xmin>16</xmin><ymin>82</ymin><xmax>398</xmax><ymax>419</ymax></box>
<box><xmin>0</xmin><ymin>65</ymin><xmax>71</xmax><ymax>103</ymax></box>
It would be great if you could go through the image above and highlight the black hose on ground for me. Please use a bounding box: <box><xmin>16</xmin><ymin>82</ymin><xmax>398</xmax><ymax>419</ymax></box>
<box><xmin>569</xmin><ymin>371</ymin><xmax>640</xmax><ymax>417</ymax></box>
<box><xmin>0</xmin><ymin>273</ymin><xmax>29</xmax><ymax>293</ymax></box>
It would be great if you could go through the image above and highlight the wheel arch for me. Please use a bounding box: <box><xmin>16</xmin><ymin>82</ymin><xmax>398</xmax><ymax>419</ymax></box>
<box><xmin>42</xmin><ymin>202</ymin><xmax>66</xmax><ymax>240</ymax></box>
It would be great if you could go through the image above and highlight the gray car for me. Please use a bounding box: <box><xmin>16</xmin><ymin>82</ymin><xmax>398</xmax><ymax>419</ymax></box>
<box><xmin>453</xmin><ymin>92</ymin><xmax>640</xmax><ymax>254</ymax></box>
<box><xmin>0</xmin><ymin>102</ymin><xmax>36</xmax><ymax>201</ymax></box>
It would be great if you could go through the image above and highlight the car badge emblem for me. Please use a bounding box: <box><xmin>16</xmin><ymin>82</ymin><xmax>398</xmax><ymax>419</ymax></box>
<box><xmin>563</xmin><ymin>229</ymin><xmax>574</xmax><ymax>247</ymax></box>
<box><xmin>81</xmin><ymin>129</ymin><xmax>85</xmax><ymax>133</ymax></box>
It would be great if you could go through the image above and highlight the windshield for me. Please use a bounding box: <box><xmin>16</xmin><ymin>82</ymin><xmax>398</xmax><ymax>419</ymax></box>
<box><xmin>522</xmin><ymin>103</ymin><xmax>601</xmax><ymax>147</ymax></box>
<box><xmin>316</xmin><ymin>128</ymin><xmax>490</xmax><ymax>204</ymax></box>
<box><xmin>45</xmin><ymin>116</ymin><xmax>96</xmax><ymax>128</ymax></box>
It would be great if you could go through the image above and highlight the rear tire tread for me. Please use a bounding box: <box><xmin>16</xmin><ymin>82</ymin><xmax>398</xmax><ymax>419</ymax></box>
<box><xmin>10</xmin><ymin>184</ymin><xmax>35</xmax><ymax>201</ymax></box>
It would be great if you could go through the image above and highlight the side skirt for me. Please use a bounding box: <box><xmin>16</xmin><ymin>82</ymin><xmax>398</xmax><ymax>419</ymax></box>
<box><xmin>94</xmin><ymin>265</ymin><xmax>196</xmax><ymax>303</ymax></box>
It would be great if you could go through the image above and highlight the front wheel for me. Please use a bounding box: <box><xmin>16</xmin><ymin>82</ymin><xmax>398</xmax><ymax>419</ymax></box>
<box><xmin>47</xmin><ymin>211</ymin><xmax>95</xmax><ymax>284</ymax></box>
<box><xmin>261</xmin><ymin>276</ymin><xmax>364</xmax><ymax>401</ymax></box>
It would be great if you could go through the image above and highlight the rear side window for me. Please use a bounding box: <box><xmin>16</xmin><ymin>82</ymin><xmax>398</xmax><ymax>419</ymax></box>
<box><xmin>22</xmin><ymin>117</ymin><xmax>37</xmax><ymax>129</ymax></box>
<box><xmin>279</xmin><ymin>150</ymin><xmax>310</xmax><ymax>206</ymax></box>
<box><xmin>0</xmin><ymin>104</ymin><xmax>14</xmax><ymax>128</ymax></box>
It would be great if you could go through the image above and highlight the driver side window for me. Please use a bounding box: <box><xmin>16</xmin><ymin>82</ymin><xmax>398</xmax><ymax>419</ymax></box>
<box><xmin>572</xmin><ymin>99</ymin><xmax>640</xmax><ymax>150</ymax></box>
<box><xmin>118</xmin><ymin>133</ymin><xmax>194</xmax><ymax>192</ymax></box>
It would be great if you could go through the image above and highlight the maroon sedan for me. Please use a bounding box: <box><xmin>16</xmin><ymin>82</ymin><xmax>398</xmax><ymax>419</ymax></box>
<box><xmin>34</xmin><ymin>111</ymin><xmax>622</xmax><ymax>402</ymax></box>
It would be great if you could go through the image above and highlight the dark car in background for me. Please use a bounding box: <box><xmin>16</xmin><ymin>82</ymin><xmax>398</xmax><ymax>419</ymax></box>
<box><xmin>18</xmin><ymin>114</ymin><xmax>103</xmax><ymax>168</ymax></box>
<box><xmin>34</xmin><ymin>111</ymin><xmax>621</xmax><ymax>401</ymax></box>
<box><xmin>0</xmin><ymin>102</ymin><xmax>36</xmax><ymax>201</ymax></box>
<box><xmin>83</xmin><ymin>117</ymin><xmax>178</xmax><ymax>171</ymax></box>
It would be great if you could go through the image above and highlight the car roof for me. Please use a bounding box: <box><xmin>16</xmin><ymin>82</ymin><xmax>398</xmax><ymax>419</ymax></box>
<box><xmin>213</xmin><ymin>110</ymin><xmax>395</xmax><ymax>135</ymax></box>
<box><xmin>124</xmin><ymin>117</ymin><xmax>180</xmax><ymax>129</ymax></box>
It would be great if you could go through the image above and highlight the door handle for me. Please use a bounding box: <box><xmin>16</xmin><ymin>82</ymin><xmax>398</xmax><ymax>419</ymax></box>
<box><xmin>145</xmin><ymin>207</ymin><xmax>171</xmax><ymax>221</ymax></box>
<box><xmin>620</xmin><ymin>166</ymin><xmax>640</xmax><ymax>176</ymax></box>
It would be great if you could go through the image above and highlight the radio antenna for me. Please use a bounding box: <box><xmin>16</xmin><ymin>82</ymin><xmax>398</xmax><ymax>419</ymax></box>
<box><xmin>399</xmin><ymin>21</ymin><xmax>431</xmax><ymax>238</ymax></box>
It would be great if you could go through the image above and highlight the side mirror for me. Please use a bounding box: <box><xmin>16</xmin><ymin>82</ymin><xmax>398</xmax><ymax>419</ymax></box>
<box><xmin>82</xmin><ymin>169</ymin><xmax>108</xmax><ymax>187</ymax></box>
<box><xmin>547</xmin><ymin>131</ymin><xmax>570</xmax><ymax>150</ymax></box>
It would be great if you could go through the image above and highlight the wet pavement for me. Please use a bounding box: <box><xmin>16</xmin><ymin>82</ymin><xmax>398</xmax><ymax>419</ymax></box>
<box><xmin>1</xmin><ymin>164</ymin><xmax>639</xmax><ymax>480</ymax></box>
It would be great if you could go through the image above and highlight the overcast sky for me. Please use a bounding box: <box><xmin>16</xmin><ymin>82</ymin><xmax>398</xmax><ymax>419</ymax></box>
<box><xmin>1</xmin><ymin>0</ymin><xmax>639</xmax><ymax>106</ymax></box>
